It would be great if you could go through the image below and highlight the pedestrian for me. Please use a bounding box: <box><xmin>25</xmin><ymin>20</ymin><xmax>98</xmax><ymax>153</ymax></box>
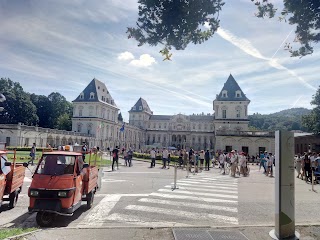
<box><xmin>150</xmin><ymin>148</ymin><xmax>156</xmax><ymax>168</ymax></box>
<box><xmin>304</xmin><ymin>153</ymin><xmax>311</xmax><ymax>182</ymax></box>
<box><xmin>183</xmin><ymin>150</ymin><xmax>188</xmax><ymax>170</ymax></box>
<box><xmin>219</xmin><ymin>152</ymin><xmax>226</xmax><ymax>174</ymax></box>
<box><xmin>178</xmin><ymin>150</ymin><xmax>183</xmax><ymax>168</ymax></box>
<box><xmin>167</xmin><ymin>151</ymin><xmax>171</xmax><ymax>169</ymax></box>
<box><xmin>162</xmin><ymin>147</ymin><xmax>168</xmax><ymax>169</ymax></box>
<box><xmin>112</xmin><ymin>146</ymin><xmax>119</xmax><ymax>171</ymax></box>
<box><xmin>239</xmin><ymin>152</ymin><xmax>247</xmax><ymax>176</ymax></box>
<box><xmin>295</xmin><ymin>154</ymin><xmax>302</xmax><ymax>179</ymax></box>
<box><xmin>204</xmin><ymin>149</ymin><xmax>210</xmax><ymax>171</ymax></box>
<box><xmin>230</xmin><ymin>150</ymin><xmax>238</xmax><ymax>177</ymax></box>
<box><xmin>194</xmin><ymin>151</ymin><xmax>199</xmax><ymax>173</ymax></box>
<box><xmin>81</xmin><ymin>142</ymin><xmax>87</xmax><ymax>162</ymax></box>
<box><xmin>199</xmin><ymin>150</ymin><xmax>205</xmax><ymax>170</ymax></box>
<box><xmin>127</xmin><ymin>148</ymin><xmax>133</xmax><ymax>167</ymax></box>
<box><xmin>29</xmin><ymin>143</ymin><xmax>36</xmax><ymax>166</ymax></box>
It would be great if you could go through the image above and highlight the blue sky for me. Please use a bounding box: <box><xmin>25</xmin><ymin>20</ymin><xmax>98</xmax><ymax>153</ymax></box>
<box><xmin>0</xmin><ymin>0</ymin><xmax>319</xmax><ymax>122</ymax></box>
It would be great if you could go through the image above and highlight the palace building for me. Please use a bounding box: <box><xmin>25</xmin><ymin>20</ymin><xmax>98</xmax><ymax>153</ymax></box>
<box><xmin>70</xmin><ymin>74</ymin><xmax>275</xmax><ymax>155</ymax></box>
<box><xmin>0</xmin><ymin>74</ymin><xmax>275</xmax><ymax>155</ymax></box>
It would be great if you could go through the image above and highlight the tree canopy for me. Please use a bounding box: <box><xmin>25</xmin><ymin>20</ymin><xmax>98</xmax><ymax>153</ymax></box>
<box><xmin>302</xmin><ymin>86</ymin><xmax>320</xmax><ymax>134</ymax></box>
<box><xmin>0</xmin><ymin>78</ymin><xmax>72</xmax><ymax>131</ymax></box>
<box><xmin>127</xmin><ymin>0</ymin><xmax>320</xmax><ymax>58</ymax></box>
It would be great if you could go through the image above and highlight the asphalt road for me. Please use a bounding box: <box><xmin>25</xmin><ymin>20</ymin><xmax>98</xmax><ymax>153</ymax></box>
<box><xmin>0</xmin><ymin>158</ymin><xmax>319</xmax><ymax>229</ymax></box>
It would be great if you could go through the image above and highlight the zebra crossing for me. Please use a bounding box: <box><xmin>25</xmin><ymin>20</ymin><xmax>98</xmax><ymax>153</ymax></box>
<box><xmin>78</xmin><ymin>173</ymin><xmax>239</xmax><ymax>228</ymax></box>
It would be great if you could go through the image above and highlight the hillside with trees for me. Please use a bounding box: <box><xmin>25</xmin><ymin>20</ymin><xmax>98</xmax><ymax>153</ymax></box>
<box><xmin>248</xmin><ymin>108</ymin><xmax>311</xmax><ymax>131</ymax></box>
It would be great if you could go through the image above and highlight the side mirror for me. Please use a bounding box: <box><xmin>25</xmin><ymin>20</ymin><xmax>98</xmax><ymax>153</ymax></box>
<box><xmin>4</xmin><ymin>162</ymin><xmax>12</xmax><ymax>166</ymax></box>
<box><xmin>83</xmin><ymin>163</ymin><xmax>89</xmax><ymax>168</ymax></box>
<box><xmin>23</xmin><ymin>162</ymin><xmax>29</xmax><ymax>167</ymax></box>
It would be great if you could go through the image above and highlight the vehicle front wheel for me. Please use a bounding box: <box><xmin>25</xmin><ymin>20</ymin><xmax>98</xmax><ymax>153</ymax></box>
<box><xmin>9</xmin><ymin>190</ymin><xmax>19</xmax><ymax>209</ymax></box>
<box><xmin>86</xmin><ymin>191</ymin><xmax>94</xmax><ymax>209</ymax></box>
<box><xmin>36</xmin><ymin>212</ymin><xmax>56</xmax><ymax>227</ymax></box>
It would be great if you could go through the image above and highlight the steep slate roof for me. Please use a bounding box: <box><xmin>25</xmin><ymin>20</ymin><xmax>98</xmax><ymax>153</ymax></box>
<box><xmin>129</xmin><ymin>97</ymin><xmax>153</xmax><ymax>114</ymax></box>
<box><xmin>216</xmin><ymin>74</ymin><xmax>250</xmax><ymax>101</ymax></box>
<box><xmin>150</xmin><ymin>115</ymin><xmax>172</xmax><ymax>121</ymax></box>
<box><xmin>73</xmin><ymin>78</ymin><xmax>117</xmax><ymax>107</ymax></box>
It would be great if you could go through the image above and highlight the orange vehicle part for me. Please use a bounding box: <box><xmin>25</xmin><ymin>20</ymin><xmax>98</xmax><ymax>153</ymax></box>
<box><xmin>28</xmin><ymin>151</ymin><xmax>99</xmax><ymax>227</ymax></box>
<box><xmin>0</xmin><ymin>150</ymin><xmax>26</xmax><ymax>208</ymax></box>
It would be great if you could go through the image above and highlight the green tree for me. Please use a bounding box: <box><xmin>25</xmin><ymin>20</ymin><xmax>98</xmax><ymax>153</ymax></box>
<box><xmin>56</xmin><ymin>113</ymin><xmax>72</xmax><ymax>131</ymax></box>
<box><xmin>30</xmin><ymin>94</ymin><xmax>52</xmax><ymax>128</ymax></box>
<box><xmin>0</xmin><ymin>78</ymin><xmax>38</xmax><ymax>125</ymax></box>
<box><xmin>302</xmin><ymin>86</ymin><xmax>320</xmax><ymax>134</ymax></box>
<box><xmin>47</xmin><ymin>92</ymin><xmax>73</xmax><ymax>129</ymax></box>
<box><xmin>128</xmin><ymin>0</ymin><xmax>319</xmax><ymax>58</ymax></box>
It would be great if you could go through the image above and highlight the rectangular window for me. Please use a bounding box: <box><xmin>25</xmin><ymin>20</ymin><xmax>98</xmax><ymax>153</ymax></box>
<box><xmin>222</xmin><ymin>110</ymin><xmax>227</xmax><ymax>119</ymax></box>
<box><xmin>236</xmin><ymin>110</ymin><xmax>240</xmax><ymax>118</ymax></box>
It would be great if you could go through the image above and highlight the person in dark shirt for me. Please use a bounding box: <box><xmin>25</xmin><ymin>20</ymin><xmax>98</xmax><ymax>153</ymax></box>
<box><xmin>112</xmin><ymin>146</ymin><xmax>119</xmax><ymax>171</ymax></box>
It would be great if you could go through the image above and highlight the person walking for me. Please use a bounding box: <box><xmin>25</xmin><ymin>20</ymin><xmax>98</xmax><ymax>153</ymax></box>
<box><xmin>150</xmin><ymin>148</ymin><xmax>156</xmax><ymax>168</ymax></box>
<box><xmin>178</xmin><ymin>150</ymin><xmax>183</xmax><ymax>168</ymax></box>
<box><xmin>204</xmin><ymin>149</ymin><xmax>210</xmax><ymax>171</ymax></box>
<box><xmin>183</xmin><ymin>150</ymin><xmax>188</xmax><ymax>170</ymax></box>
<box><xmin>219</xmin><ymin>152</ymin><xmax>226</xmax><ymax>174</ymax></box>
<box><xmin>295</xmin><ymin>154</ymin><xmax>302</xmax><ymax>179</ymax></box>
<box><xmin>230</xmin><ymin>150</ymin><xmax>237</xmax><ymax>177</ymax></box>
<box><xmin>239</xmin><ymin>152</ymin><xmax>247</xmax><ymax>176</ymax></box>
<box><xmin>304</xmin><ymin>153</ymin><xmax>311</xmax><ymax>182</ymax></box>
<box><xmin>29</xmin><ymin>143</ymin><xmax>36</xmax><ymax>166</ymax></box>
<box><xmin>199</xmin><ymin>150</ymin><xmax>205</xmax><ymax>170</ymax></box>
<box><xmin>112</xmin><ymin>146</ymin><xmax>119</xmax><ymax>171</ymax></box>
<box><xmin>127</xmin><ymin>148</ymin><xmax>133</xmax><ymax>167</ymax></box>
<box><xmin>162</xmin><ymin>147</ymin><xmax>168</xmax><ymax>169</ymax></box>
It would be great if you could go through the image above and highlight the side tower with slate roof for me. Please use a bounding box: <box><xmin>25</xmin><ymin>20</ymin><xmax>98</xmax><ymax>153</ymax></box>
<box><xmin>213</xmin><ymin>74</ymin><xmax>250</xmax><ymax>133</ymax></box>
<box><xmin>129</xmin><ymin>97</ymin><xmax>153</xmax><ymax>129</ymax></box>
<box><xmin>72</xmin><ymin>78</ymin><xmax>119</xmax><ymax>144</ymax></box>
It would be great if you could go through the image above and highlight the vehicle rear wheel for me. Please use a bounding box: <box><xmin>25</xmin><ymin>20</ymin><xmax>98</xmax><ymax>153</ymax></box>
<box><xmin>9</xmin><ymin>190</ymin><xmax>19</xmax><ymax>209</ymax></box>
<box><xmin>36</xmin><ymin>212</ymin><xmax>56</xmax><ymax>227</ymax></box>
<box><xmin>86</xmin><ymin>191</ymin><xmax>94</xmax><ymax>209</ymax></box>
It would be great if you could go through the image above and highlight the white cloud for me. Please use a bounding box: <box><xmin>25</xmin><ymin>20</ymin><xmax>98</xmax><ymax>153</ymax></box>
<box><xmin>129</xmin><ymin>54</ymin><xmax>156</xmax><ymax>67</ymax></box>
<box><xmin>118</xmin><ymin>51</ymin><xmax>135</xmax><ymax>61</ymax></box>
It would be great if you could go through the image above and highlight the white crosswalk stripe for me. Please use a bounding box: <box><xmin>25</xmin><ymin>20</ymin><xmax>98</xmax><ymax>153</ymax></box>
<box><xmin>78</xmin><ymin>174</ymin><xmax>239</xmax><ymax>227</ymax></box>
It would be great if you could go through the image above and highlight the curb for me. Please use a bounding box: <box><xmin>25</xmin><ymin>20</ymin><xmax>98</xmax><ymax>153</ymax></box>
<box><xmin>4</xmin><ymin>229</ymin><xmax>41</xmax><ymax>240</ymax></box>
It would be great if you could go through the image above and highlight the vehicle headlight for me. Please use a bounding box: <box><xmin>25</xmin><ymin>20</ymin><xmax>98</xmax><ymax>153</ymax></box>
<box><xmin>30</xmin><ymin>190</ymin><xmax>39</xmax><ymax>197</ymax></box>
<box><xmin>57</xmin><ymin>191</ymin><xmax>67</xmax><ymax>197</ymax></box>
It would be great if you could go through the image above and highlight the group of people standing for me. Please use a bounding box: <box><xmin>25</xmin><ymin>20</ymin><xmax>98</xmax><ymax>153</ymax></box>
<box><xmin>295</xmin><ymin>152</ymin><xmax>320</xmax><ymax>183</ymax></box>
<box><xmin>218</xmin><ymin>150</ymin><xmax>249</xmax><ymax>177</ymax></box>
<box><xmin>110</xmin><ymin>146</ymin><xmax>133</xmax><ymax>171</ymax></box>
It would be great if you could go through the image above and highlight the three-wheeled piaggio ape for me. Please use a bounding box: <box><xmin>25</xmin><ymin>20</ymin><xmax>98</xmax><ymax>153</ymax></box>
<box><xmin>0</xmin><ymin>150</ymin><xmax>27</xmax><ymax>208</ymax></box>
<box><xmin>28</xmin><ymin>151</ymin><xmax>99</xmax><ymax>227</ymax></box>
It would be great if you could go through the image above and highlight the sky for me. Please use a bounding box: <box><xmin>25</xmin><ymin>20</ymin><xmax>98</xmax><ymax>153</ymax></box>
<box><xmin>0</xmin><ymin>0</ymin><xmax>319</xmax><ymax>122</ymax></box>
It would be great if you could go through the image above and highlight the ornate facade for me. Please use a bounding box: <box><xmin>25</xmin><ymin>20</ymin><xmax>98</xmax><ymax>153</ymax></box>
<box><xmin>0</xmin><ymin>74</ymin><xmax>275</xmax><ymax>156</ymax></box>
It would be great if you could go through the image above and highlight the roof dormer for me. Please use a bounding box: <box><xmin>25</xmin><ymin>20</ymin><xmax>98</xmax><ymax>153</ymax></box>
<box><xmin>222</xmin><ymin>90</ymin><xmax>228</xmax><ymax>98</ymax></box>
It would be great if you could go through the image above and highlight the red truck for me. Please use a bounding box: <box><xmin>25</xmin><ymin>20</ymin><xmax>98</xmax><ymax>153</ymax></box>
<box><xmin>28</xmin><ymin>151</ymin><xmax>99</xmax><ymax>227</ymax></box>
<box><xmin>0</xmin><ymin>150</ymin><xmax>26</xmax><ymax>209</ymax></box>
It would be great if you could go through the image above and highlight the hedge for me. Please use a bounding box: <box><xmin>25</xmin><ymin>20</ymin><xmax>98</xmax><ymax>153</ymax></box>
<box><xmin>6</xmin><ymin>147</ymin><xmax>57</xmax><ymax>151</ymax></box>
<box><xmin>133</xmin><ymin>152</ymin><xmax>179</xmax><ymax>162</ymax></box>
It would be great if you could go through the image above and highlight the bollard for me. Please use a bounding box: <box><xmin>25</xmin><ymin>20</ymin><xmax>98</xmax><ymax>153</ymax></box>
<box><xmin>172</xmin><ymin>163</ymin><xmax>179</xmax><ymax>190</ymax></box>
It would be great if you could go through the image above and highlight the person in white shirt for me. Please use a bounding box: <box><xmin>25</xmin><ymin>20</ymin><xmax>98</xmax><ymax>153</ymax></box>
<box><xmin>239</xmin><ymin>152</ymin><xmax>247</xmax><ymax>176</ymax></box>
<box><xmin>150</xmin><ymin>148</ymin><xmax>156</xmax><ymax>168</ymax></box>
<box><xmin>199</xmin><ymin>150</ymin><xmax>205</xmax><ymax>170</ymax></box>
<box><xmin>295</xmin><ymin>154</ymin><xmax>302</xmax><ymax>178</ymax></box>
<box><xmin>266</xmin><ymin>153</ymin><xmax>274</xmax><ymax>177</ymax></box>
<box><xmin>219</xmin><ymin>152</ymin><xmax>226</xmax><ymax>174</ymax></box>
<box><xmin>162</xmin><ymin>148</ymin><xmax>169</xmax><ymax>169</ymax></box>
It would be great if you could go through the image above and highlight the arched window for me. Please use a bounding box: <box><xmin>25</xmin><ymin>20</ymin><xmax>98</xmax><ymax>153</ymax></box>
<box><xmin>87</xmin><ymin>124</ymin><xmax>93</xmax><ymax>135</ymax></box>
<box><xmin>235</xmin><ymin>90</ymin><xmax>242</xmax><ymax>98</ymax></box>
<box><xmin>90</xmin><ymin>92</ymin><xmax>95</xmax><ymax>99</ymax></box>
<box><xmin>79</xmin><ymin>92</ymin><xmax>84</xmax><ymax>99</ymax></box>
<box><xmin>79</xmin><ymin>106</ymin><xmax>84</xmax><ymax>117</ymax></box>
<box><xmin>77</xmin><ymin>123</ymin><xmax>82</xmax><ymax>132</ymax></box>
<box><xmin>89</xmin><ymin>106</ymin><xmax>94</xmax><ymax>116</ymax></box>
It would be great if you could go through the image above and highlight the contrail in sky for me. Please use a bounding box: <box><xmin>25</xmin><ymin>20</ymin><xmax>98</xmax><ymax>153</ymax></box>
<box><xmin>216</xmin><ymin>27</ymin><xmax>317</xmax><ymax>91</ymax></box>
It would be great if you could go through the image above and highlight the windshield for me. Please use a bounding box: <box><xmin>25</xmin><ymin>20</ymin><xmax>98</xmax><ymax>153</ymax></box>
<box><xmin>36</xmin><ymin>155</ymin><xmax>75</xmax><ymax>175</ymax></box>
